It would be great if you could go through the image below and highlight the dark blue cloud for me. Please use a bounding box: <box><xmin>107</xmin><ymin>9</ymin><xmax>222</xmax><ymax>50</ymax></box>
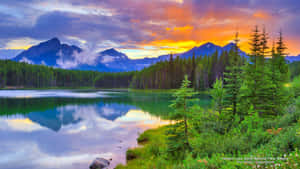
<box><xmin>0</xmin><ymin>0</ymin><xmax>300</xmax><ymax>54</ymax></box>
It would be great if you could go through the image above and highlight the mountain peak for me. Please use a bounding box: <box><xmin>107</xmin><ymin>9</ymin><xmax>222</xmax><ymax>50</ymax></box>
<box><xmin>223</xmin><ymin>42</ymin><xmax>236</xmax><ymax>50</ymax></box>
<box><xmin>101</xmin><ymin>48</ymin><xmax>123</xmax><ymax>56</ymax></box>
<box><xmin>201</xmin><ymin>42</ymin><xmax>217</xmax><ymax>48</ymax></box>
<box><xmin>107</xmin><ymin>48</ymin><xmax>117</xmax><ymax>52</ymax></box>
<box><xmin>13</xmin><ymin>37</ymin><xmax>81</xmax><ymax>66</ymax></box>
<box><xmin>102</xmin><ymin>48</ymin><xmax>119</xmax><ymax>54</ymax></box>
<box><xmin>47</xmin><ymin>37</ymin><xmax>60</xmax><ymax>44</ymax></box>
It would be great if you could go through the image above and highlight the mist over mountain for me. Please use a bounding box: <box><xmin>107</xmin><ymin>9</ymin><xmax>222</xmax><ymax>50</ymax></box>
<box><xmin>8</xmin><ymin>38</ymin><xmax>265</xmax><ymax>72</ymax></box>
<box><xmin>13</xmin><ymin>38</ymin><xmax>82</xmax><ymax>66</ymax></box>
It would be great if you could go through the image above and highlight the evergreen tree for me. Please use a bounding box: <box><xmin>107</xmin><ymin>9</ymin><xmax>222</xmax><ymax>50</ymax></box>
<box><xmin>211</xmin><ymin>78</ymin><xmax>226</xmax><ymax>115</ymax></box>
<box><xmin>276</xmin><ymin>30</ymin><xmax>287</xmax><ymax>56</ymax></box>
<box><xmin>224</xmin><ymin>32</ymin><xmax>243</xmax><ymax>116</ymax></box>
<box><xmin>257</xmin><ymin>27</ymin><xmax>276</xmax><ymax>115</ymax></box>
<box><xmin>167</xmin><ymin>75</ymin><xmax>197</xmax><ymax>158</ymax></box>
<box><xmin>260</xmin><ymin>26</ymin><xmax>269</xmax><ymax>58</ymax></box>
<box><xmin>241</xmin><ymin>26</ymin><xmax>273</xmax><ymax>115</ymax></box>
<box><xmin>268</xmin><ymin>31</ymin><xmax>290</xmax><ymax>114</ymax></box>
<box><xmin>241</xmin><ymin>26</ymin><xmax>261</xmax><ymax>113</ymax></box>
<box><xmin>169</xmin><ymin>53</ymin><xmax>175</xmax><ymax>88</ymax></box>
<box><xmin>191</xmin><ymin>52</ymin><xmax>196</xmax><ymax>88</ymax></box>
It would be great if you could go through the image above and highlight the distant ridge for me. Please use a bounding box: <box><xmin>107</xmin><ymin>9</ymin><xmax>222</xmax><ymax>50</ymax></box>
<box><xmin>11</xmin><ymin>38</ymin><xmax>251</xmax><ymax>72</ymax></box>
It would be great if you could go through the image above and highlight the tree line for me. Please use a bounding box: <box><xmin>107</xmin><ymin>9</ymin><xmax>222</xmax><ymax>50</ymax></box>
<box><xmin>130</xmin><ymin>48</ymin><xmax>247</xmax><ymax>90</ymax></box>
<box><xmin>0</xmin><ymin>60</ymin><xmax>134</xmax><ymax>88</ymax></box>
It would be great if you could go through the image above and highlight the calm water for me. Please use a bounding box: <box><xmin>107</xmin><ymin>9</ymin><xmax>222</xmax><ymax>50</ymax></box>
<box><xmin>0</xmin><ymin>90</ymin><xmax>210</xmax><ymax>169</ymax></box>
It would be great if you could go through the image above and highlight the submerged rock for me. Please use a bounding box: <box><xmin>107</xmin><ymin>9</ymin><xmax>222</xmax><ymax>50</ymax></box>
<box><xmin>90</xmin><ymin>158</ymin><xmax>110</xmax><ymax>169</ymax></box>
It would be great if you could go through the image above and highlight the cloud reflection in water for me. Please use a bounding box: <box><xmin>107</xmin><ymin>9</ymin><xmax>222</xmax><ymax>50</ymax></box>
<box><xmin>0</xmin><ymin>99</ymin><xmax>169</xmax><ymax>169</ymax></box>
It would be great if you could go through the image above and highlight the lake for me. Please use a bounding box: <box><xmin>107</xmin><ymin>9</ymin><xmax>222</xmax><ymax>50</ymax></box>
<box><xmin>0</xmin><ymin>90</ymin><xmax>210</xmax><ymax>169</ymax></box>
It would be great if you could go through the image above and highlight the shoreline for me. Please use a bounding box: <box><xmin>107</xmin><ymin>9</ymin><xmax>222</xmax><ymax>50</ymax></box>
<box><xmin>115</xmin><ymin>126</ymin><xmax>169</xmax><ymax>169</ymax></box>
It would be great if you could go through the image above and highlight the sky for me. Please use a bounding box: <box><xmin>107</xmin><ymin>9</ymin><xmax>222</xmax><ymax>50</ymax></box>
<box><xmin>0</xmin><ymin>0</ymin><xmax>299</xmax><ymax>58</ymax></box>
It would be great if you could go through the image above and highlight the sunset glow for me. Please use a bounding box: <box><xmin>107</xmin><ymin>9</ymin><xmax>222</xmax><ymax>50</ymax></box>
<box><xmin>0</xmin><ymin>0</ymin><xmax>299</xmax><ymax>58</ymax></box>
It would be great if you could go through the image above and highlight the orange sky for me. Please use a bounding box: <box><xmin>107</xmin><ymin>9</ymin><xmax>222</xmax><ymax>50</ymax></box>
<box><xmin>1</xmin><ymin>0</ymin><xmax>299</xmax><ymax>58</ymax></box>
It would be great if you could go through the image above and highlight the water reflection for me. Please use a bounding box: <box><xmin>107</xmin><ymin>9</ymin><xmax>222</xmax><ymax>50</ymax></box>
<box><xmin>0</xmin><ymin>91</ymin><xmax>174</xmax><ymax>169</ymax></box>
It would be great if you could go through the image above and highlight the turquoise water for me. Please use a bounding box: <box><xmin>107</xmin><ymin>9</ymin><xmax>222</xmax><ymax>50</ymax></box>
<box><xmin>0</xmin><ymin>90</ymin><xmax>210</xmax><ymax>169</ymax></box>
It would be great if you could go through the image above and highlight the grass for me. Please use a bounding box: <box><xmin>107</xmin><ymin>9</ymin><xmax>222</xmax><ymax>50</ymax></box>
<box><xmin>115</xmin><ymin>126</ymin><xmax>169</xmax><ymax>169</ymax></box>
<box><xmin>116</xmin><ymin>107</ymin><xmax>300</xmax><ymax>169</ymax></box>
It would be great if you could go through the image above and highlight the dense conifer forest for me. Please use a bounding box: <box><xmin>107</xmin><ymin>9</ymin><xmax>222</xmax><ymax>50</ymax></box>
<box><xmin>0</xmin><ymin>60</ymin><xmax>134</xmax><ymax>88</ymax></box>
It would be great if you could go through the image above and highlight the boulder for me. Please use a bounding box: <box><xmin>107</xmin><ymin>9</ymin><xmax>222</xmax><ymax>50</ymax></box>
<box><xmin>89</xmin><ymin>158</ymin><xmax>110</xmax><ymax>169</ymax></box>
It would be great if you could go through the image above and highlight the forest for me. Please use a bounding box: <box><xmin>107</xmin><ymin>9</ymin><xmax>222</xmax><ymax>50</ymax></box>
<box><xmin>130</xmin><ymin>49</ymin><xmax>246</xmax><ymax>90</ymax></box>
<box><xmin>115</xmin><ymin>26</ymin><xmax>300</xmax><ymax>169</ymax></box>
<box><xmin>0</xmin><ymin>60</ymin><xmax>134</xmax><ymax>88</ymax></box>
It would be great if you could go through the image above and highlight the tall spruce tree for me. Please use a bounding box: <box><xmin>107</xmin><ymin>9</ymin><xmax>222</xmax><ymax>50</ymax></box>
<box><xmin>211</xmin><ymin>78</ymin><xmax>226</xmax><ymax>115</ymax></box>
<box><xmin>241</xmin><ymin>26</ymin><xmax>273</xmax><ymax>115</ymax></box>
<box><xmin>241</xmin><ymin>26</ymin><xmax>261</xmax><ymax>113</ymax></box>
<box><xmin>169</xmin><ymin>53</ymin><xmax>175</xmax><ymax>88</ymax></box>
<box><xmin>167</xmin><ymin>75</ymin><xmax>197</xmax><ymax>158</ymax></box>
<box><xmin>191</xmin><ymin>52</ymin><xmax>196</xmax><ymax>88</ymax></box>
<box><xmin>268</xmin><ymin>31</ymin><xmax>289</xmax><ymax>114</ymax></box>
<box><xmin>224</xmin><ymin>32</ymin><xmax>243</xmax><ymax>116</ymax></box>
<box><xmin>260</xmin><ymin>26</ymin><xmax>269</xmax><ymax>58</ymax></box>
<box><xmin>258</xmin><ymin>28</ymin><xmax>276</xmax><ymax>115</ymax></box>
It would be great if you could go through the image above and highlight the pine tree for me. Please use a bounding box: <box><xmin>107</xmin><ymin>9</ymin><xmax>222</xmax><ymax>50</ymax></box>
<box><xmin>167</xmin><ymin>75</ymin><xmax>197</xmax><ymax>157</ymax></box>
<box><xmin>241</xmin><ymin>26</ymin><xmax>261</xmax><ymax>113</ymax></box>
<box><xmin>211</xmin><ymin>78</ymin><xmax>226</xmax><ymax>115</ymax></box>
<box><xmin>241</xmin><ymin>26</ymin><xmax>273</xmax><ymax>115</ymax></box>
<box><xmin>224</xmin><ymin>32</ymin><xmax>243</xmax><ymax>116</ymax></box>
<box><xmin>276</xmin><ymin>30</ymin><xmax>287</xmax><ymax>57</ymax></box>
<box><xmin>260</xmin><ymin>26</ymin><xmax>269</xmax><ymax>58</ymax></box>
<box><xmin>257</xmin><ymin>27</ymin><xmax>276</xmax><ymax>115</ymax></box>
<box><xmin>191</xmin><ymin>52</ymin><xmax>196</xmax><ymax>88</ymax></box>
<box><xmin>268</xmin><ymin>31</ymin><xmax>290</xmax><ymax>114</ymax></box>
<box><xmin>169</xmin><ymin>53</ymin><xmax>174</xmax><ymax>88</ymax></box>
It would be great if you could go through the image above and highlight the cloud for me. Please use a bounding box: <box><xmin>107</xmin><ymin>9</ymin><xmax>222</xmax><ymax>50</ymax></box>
<box><xmin>56</xmin><ymin>42</ymin><xmax>100</xmax><ymax>69</ymax></box>
<box><xmin>20</xmin><ymin>57</ymin><xmax>34</xmax><ymax>64</ymax></box>
<box><xmin>0</xmin><ymin>0</ymin><xmax>300</xmax><ymax>56</ymax></box>
<box><xmin>100</xmin><ymin>55</ymin><xmax>115</xmax><ymax>63</ymax></box>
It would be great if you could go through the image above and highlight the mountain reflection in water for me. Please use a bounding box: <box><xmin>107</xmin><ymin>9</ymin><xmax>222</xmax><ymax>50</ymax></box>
<box><xmin>0</xmin><ymin>90</ymin><xmax>210</xmax><ymax>169</ymax></box>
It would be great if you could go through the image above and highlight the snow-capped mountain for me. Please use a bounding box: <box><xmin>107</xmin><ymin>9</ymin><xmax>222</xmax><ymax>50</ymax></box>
<box><xmin>13</xmin><ymin>38</ymin><xmax>82</xmax><ymax>66</ymax></box>
<box><xmin>10</xmin><ymin>38</ymin><xmax>253</xmax><ymax>72</ymax></box>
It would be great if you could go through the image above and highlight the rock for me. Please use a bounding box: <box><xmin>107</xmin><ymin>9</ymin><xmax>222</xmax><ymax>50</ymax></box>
<box><xmin>89</xmin><ymin>158</ymin><xmax>110</xmax><ymax>169</ymax></box>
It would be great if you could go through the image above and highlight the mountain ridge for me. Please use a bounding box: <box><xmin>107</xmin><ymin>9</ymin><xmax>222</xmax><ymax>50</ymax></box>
<box><xmin>9</xmin><ymin>38</ymin><xmax>279</xmax><ymax>72</ymax></box>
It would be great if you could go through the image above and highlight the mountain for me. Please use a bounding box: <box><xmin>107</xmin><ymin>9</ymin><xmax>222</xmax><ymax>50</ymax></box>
<box><xmin>12</xmin><ymin>38</ymin><xmax>151</xmax><ymax>71</ymax></box>
<box><xmin>153</xmin><ymin>42</ymin><xmax>248</xmax><ymax>61</ymax></box>
<box><xmin>12</xmin><ymin>38</ymin><xmax>249</xmax><ymax>72</ymax></box>
<box><xmin>13</xmin><ymin>38</ymin><xmax>82</xmax><ymax>65</ymax></box>
<box><xmin>285</xmin><ymin>55</ymin><xmax>300</xmax><ymax>62</ymax></box>
<box><xmin>180</xmin><ymin>42</ymin><xmax>223</xmax><ymax>59</ymax></box>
